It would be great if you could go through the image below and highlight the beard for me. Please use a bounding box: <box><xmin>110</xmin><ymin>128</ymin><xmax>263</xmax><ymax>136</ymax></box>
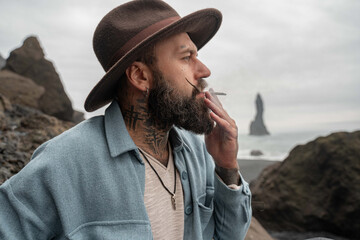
<box><xmin>147</xmin><ymin>70</ymin><xmax>214</xmax><ymax>135</ymax></box>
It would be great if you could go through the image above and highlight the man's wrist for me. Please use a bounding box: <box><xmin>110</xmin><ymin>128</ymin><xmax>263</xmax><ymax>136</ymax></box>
<box><xmin>215</xmin><ymin>165</ymin><xmax>241</xmax><ymax>186</ymax></box>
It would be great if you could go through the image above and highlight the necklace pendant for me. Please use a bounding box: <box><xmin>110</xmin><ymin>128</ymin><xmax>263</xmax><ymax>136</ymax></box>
<box><xmin>171</xmin><ymin>195</ymin><xmax>176</xmax><ymax>210</ymax></box>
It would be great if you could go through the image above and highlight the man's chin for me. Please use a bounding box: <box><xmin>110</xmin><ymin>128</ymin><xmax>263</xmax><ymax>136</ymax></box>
<box><xmin>176</xmin><ymin>118</ymin><xmax>214</xmax><ymax>135</ymax></box>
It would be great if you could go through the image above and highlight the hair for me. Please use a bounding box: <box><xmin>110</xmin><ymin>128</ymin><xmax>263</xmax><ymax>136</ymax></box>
<box><xmin>116</xmin><ymin>43</ymin><xmax>157</xmax><ymax>102</ymax></box>
<box><xmin>139</xmin><ymin>43</ymin><xmax>157</xmax><ymax>68</ymax></box>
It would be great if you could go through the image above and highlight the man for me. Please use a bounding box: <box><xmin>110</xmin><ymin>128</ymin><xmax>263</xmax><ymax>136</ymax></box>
<box><xmin>0</xmin><ymin>1</ymin><xmax>251</xmax><ymax>239</ymax></box>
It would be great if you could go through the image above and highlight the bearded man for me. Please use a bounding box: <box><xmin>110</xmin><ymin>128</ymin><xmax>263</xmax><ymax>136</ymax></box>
<box><xmin>0</xmin><ymin>1</ymin><xmax>251</xmax><ymax>239</ymax></box>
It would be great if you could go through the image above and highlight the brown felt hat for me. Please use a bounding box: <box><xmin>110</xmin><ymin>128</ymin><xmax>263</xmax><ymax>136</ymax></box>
<box><xmin>84</xmin><ymin>0</ymin><xmax>222</xmax><ymax>112</ymax></box>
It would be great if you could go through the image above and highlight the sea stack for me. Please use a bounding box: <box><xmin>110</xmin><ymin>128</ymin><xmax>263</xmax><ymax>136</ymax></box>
<box><xmin>0</xmin><ymin>53</ymin><xmax>5</xmax><ymax>69</ymax></box>
<box><xmin>249</xmin><ymin>93</ymin><xmax>269</xmax><ymax>136</ymax></box>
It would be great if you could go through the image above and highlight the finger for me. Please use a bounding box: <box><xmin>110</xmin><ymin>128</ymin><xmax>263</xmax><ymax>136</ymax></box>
<box><xmin>209</xmin><ymin>88</ymin><xmax>223</xmax><ymax>107</ymax></box>
<box><xmin>204</xmin><ymin>98</ymin><xmax>233</xmax><ymax>125</ymax></box>
<box><xmin>209</xmin><ymin>112</ymin><xmax>237</xmax><ymax>138</ymax></box>
<box><xmin>206</xmin><ymin>89</ymin><xmax>223</xmax><ymax>108</ymax></box>
<box><xmin>204</xmin><ymin>98</ymin><xmax>226</xmax><ymax>119</ymax></box>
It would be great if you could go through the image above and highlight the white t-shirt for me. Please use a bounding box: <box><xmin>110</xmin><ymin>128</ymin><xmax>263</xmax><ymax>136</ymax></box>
<box><xmin>140</xmin><ymin>145</ymin><xmax>184</xmax><ymax>240</ymax></box>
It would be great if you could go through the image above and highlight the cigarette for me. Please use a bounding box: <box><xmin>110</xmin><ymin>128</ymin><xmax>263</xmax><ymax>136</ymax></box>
<box><xmin>213</xmin><ymin>92</ymin><xmax>227</xmax><ymax>96</ymax></box>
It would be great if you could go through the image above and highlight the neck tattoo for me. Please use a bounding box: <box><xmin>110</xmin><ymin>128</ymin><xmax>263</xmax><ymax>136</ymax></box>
<box><xmin>121</xmin><ymin>98</ymin><xmax>169</xmax><ymax>160</ymax></box>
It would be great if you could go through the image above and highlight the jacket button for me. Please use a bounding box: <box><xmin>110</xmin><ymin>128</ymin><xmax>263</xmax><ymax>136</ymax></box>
<box><xmin>185</xmin><ymin>206</ymin><xmax>193</xmax><ymax>215</ymax></box>
<box><xmin>181</xmin><ymin>171</ymin><xmax>188</xmax><ymax>180</ymax></box>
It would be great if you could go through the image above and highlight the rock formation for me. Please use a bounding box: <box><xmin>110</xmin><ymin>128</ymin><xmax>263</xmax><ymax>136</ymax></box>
<box><xmin>72</xmin><ymin>110</ymin><xmax>85</xmax><ymax>124</ymax></box>
<box><xmin>4</xmin><ymin>36</ymin><xmax>74</xmax><ymax>121</ymax></box>
<box><xmin>0</xmin><ymin>70</ymin><xmax>45</xmax><ymax>109</ymax></box>
<box><xmin>0</xmin><ymin>35</ymin><xmax>86</xmax><ymax>183</ymax></box>
<box><xmin>249</xmin><ymin>93</ymin><xmax>269</xmax><ymax>136</ymax></box>
<box><xmin>250</xmin><ymin>150</ymin><xmax>264</xmax><ymax>156</ymax></box>
<box><xmin>0</xmin><ymin>94</ymin><xmax>74</xmax><ymax>184</ymax></box>
<box><xmin>250</xmin><ymin>131</ymin><xmax>360</xmax><ymax>239</ymax></box>
<box><xmin>0</xmin><ymin>53</ymin><xmax>5</xmax><ymax>69</ymax></box>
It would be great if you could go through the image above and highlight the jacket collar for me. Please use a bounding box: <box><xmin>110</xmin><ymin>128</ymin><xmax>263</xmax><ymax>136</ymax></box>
<box><xmin>169</xmin><ymin>128</ymin><xmax>191</xmax><ymax>153</ymax></box>
<box><xmin>104</xmin><ymin>101</ymin><xmax>138</xmax><ymax>158</ymax></box>
<box><xmin>104</xmin><ymin>101</ymin><xmax>189</xmax><ymax>160</ymax></box>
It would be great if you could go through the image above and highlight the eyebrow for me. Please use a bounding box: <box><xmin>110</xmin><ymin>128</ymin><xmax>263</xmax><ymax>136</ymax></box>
<box><xmin>178</xmin><ymin>45</ymin><xmax>198</xmax><ymax>55</ymax></box>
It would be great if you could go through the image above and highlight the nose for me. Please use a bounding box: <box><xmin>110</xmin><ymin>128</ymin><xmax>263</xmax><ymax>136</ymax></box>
<box><xmin>195</xmin><ymin>58</ymin><xmax>211</xmax><ymax>79</ymax></box>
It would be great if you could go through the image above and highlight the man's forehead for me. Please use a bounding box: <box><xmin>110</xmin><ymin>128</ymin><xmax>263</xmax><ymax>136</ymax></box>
<box><xmin>156</xmin><ymin>32</ymin><xmax>198</xmax><ymax>52</ymax></box>
<box><xmin>179</xmin><ymin>42</ymin><xmax>197</xmax><ymax>52</ymax></box>
<box><xmin>178</xmin><ymin>34</ymin><xmax>197</xmax><ymax>50</ymax></box>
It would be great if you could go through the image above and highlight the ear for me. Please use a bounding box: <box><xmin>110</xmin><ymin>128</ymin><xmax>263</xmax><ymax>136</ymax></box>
<box><xmin>125</xmin><ymin>61</ymin><xmax>153</xmax><ymax>92</ymax></box>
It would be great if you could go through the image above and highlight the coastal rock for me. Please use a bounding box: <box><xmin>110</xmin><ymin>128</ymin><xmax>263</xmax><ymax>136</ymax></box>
<box><xmin>250</xmin><ymin>150</ymin><xmax>264</xmax><ymax>156</ymax></box>
<box><xmin>0</xmin><ymin>53</ymin><xmax>5</xmax><ymax>69</ymax></box>
<box><xmin>245</xmin><ymin>217</ymin><xmax>275</xmax><ymax>240</ymax></box>
<box><xmin>4</xmin><ymin>36</ymin><xmax>74</xmax><ymax>121</ymax></box>
<box><xmin>0</xmin><ymin>70</ymin><xmax>45</xmax><ymax>109</ymax></box>
<box><xmin>249</xmin><ymin>93</ymin><xmax>270</xmax><ymax>136</ymax></box>
<box><xmin>251</xmin><ymin>131</ymin><xmax>360</xmax><ymax>239</ymax></box>
<box><xmin>0</xmin><ymin>95</ymin><xmax>74</xmax><ymax>184</ymax></box>
<box><xmin>72</xmin><ymin>110</ymin><xmax>85</xmax><ymax>124</ymax></box>
<box><xmin>0</xmin><ymin>94</ymin><xmax>12</xmax><ymax>112</ymax></box>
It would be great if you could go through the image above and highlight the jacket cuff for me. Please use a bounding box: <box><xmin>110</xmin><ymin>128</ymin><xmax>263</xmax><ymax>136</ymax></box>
<box><xmin>214</xmin><ymin>171</ymin><xmax>251</xmax><ymax>204</ymax></box>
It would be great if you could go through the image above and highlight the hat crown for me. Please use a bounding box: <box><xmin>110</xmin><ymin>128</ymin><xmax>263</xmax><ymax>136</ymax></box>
<box><xmin>93</xmin><ymin>0</ymin><xmax>179</xmax><ymax>72</ymax></box>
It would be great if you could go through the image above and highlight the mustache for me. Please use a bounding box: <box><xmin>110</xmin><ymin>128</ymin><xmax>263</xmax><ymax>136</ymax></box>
<box><xmin>185</xmin><ymin>77</ymin><xmax>208</xmax><ymax>95</ymax></box>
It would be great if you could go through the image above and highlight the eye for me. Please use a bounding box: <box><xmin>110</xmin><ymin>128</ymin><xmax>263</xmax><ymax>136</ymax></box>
<box><xmin>183</xmin><ymin>56</ymin><xmax>191</xmax><ymax>61</ymax></box>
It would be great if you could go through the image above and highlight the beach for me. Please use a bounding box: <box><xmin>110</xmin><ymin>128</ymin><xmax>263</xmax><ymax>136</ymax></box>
<box><xmin>238</xmin><ymin>159</ymin><xmax>278</xmax><ymax>182</ymax></box>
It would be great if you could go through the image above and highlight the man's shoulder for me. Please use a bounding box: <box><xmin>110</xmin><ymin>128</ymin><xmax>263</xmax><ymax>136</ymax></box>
<box><xmin>31</xmin><ymin>115</ymin><xmax>107</xmax><ymax>161</ymax></box>
<box><xmin>47</xmin><ymin>115</ymin><xmax>104</xmax><ymax>145</ymax></box>
<box><xmin>5</xmin><ymin>115</ymin><xmax>115</xmax><ymax>197</ymax></box>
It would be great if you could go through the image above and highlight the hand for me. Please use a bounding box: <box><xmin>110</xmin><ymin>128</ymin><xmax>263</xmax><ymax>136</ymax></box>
<box><xmin>204</xmin><ymin>89</ymin><xmax>239</xmax><ymax>170</ymax></box>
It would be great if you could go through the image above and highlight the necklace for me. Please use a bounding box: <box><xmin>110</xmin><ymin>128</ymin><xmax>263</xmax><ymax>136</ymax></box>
<box><xmin>139</xmin><ymin>149</ymin><xmax>177</xmax><ymax>210</ymax></box>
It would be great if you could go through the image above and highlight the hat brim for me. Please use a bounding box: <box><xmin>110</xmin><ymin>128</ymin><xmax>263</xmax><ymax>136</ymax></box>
<box><xmin>85</xmin><ymin>8</ymin><xmax>222</xmax><ymax>112</ymax></box>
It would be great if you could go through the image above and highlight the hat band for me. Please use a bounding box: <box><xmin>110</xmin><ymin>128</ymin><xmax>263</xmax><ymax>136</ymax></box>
<box><xmin>106</xmin><ymin>16</ymin><xmax>181</xmax><ymax>70</ymax></box>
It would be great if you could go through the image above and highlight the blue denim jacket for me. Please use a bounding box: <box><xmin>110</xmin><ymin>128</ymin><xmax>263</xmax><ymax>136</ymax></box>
<box><xmin>0</xmin><ymin>101</ymin><xmax>251</xmax><ymax>239</ymax></box>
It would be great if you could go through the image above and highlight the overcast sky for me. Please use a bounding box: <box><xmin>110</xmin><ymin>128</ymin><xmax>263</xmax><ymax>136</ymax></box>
<box><xmin>1</xmin><ymin>0</ymin><xmax>359</xmax><ymax>134</ymax></box>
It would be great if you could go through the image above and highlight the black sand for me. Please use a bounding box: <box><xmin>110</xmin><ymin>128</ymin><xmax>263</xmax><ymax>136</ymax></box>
<box><xmin>237</xmin><ymin>159</ymin><xmax>278</xmax><ymax>183</ymax></box>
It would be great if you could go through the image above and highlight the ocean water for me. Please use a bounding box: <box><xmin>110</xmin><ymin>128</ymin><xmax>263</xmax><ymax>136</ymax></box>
<box><xmin>236</xmin><ymin>128</ymin><xmax>359</xmax><ymax>161</ymax></box>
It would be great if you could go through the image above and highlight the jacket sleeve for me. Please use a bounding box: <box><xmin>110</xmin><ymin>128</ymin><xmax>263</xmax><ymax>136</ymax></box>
<box><xmin>206</xmin><ymin>149</ymin><xmax>252</xmax><ymax>240</ymax></box>
<box><xmin>213</xmin><ymin>172</ymin><xmax>252</xmax><ymax>240</ymax></box>
<box><xmin>0</xmin><ymin>144</ymin><xmax>57</xmax><ymax>240</ymax></box>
